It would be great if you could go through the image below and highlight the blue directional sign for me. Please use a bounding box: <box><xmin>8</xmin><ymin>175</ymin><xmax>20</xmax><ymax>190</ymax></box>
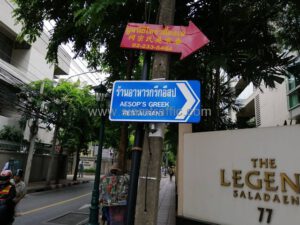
<box><xmin>109</xmin><ymin>80</ymin><xmax>201</xmax><ymax>123</ymax></box>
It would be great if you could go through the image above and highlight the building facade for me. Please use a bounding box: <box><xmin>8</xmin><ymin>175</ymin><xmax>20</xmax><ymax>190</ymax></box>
<box><xmin>233</xmin><ymin>66</ymin><xmax>300</xmax><ymax>129</ymax></box>
<box><xmin>0</xmin><ymin>0</ymin><xmax>101</xmax><ymax>144</ymax></box>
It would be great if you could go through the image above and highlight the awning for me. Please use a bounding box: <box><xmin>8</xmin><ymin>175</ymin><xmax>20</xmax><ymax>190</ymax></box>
<box><xmin>0</xmin><ymin>60</ymin><xmax>24</xmax><ymax>117</ymax></box>
<box><xmin>0</xmin><ymin>58</ymin><xmax>30</xmax><ymax>86</ymax></box>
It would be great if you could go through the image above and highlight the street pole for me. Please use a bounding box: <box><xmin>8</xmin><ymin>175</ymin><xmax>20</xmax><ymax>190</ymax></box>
<box><xmin>24</xmin><ymin>81</ymin><xmax>44</xmax><ymax>186</ymax></box>
<box><xmin>125</xmin><ymin>52</ymin><xmax>151</xmax><ymax>225</ymax></box>
<box><xmin>88</xmin><ymin>115</ymin><xmax>105</xmax><ymax>225</ymax></box>
<box><xmin>135</xmin><ymin>0</ymin><xmax>176</xmax><ymax>224</ymax></box>
<box><xmin>88</xmin><ymin>84</ymin><xmax>108</xmax><ymax>225</ymax></box>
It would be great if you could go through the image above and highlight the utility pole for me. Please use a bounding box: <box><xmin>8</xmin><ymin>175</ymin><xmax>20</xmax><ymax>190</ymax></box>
<box><xmin>24</xmin><ymin>81</ymin><xmax>44</xmax><ymax>186</ymax></box>
<box><xmin>135</xmin><ymin>0</ymin><xmax>176</xmax><ymax>224</ymax></box>
<box><xmin>46</xmin><ymin>125</ymin><xmax>59</xmax><ymax>185</ymax></box>
<box><xmin>23</xmin><ymin>119</ymin><xmax>38</xmax><ymax>186</ymax></box>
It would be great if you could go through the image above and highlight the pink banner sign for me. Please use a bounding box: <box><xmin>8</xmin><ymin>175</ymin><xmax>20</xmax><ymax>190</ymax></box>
<box><xmin>120</xmin><ymin>21</ymin><xmax>209</xmax><ymax>59</ymax></box>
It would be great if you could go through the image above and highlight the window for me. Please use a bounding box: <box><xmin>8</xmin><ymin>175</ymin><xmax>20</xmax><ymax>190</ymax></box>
<box><xmin>289</xmin><ymin>90</ymin><xmax>300</xmax><ymax>109</ymax></box>
<box><xmin>288</xmin><ymin>76</ymin><xmax>300</xmax><ymax>91</ymax></box>
<box><xmin>0</xmin><ymin>31</ymin><xmax>13</xmax><ymax>63</ymax></box>
<box><xmin>287</xmin><ymin>63</ymin><xmax>300</xmax><ymax>110</ymax></box>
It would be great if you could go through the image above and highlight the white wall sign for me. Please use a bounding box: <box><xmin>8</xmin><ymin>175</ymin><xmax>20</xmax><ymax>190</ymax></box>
<box><xmin>183</xmin><ymin>125</ymin><xmax>300</xmax><ymax>225</ymax></box>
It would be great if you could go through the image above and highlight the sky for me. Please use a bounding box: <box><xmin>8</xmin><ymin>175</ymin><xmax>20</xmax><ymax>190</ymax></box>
<box><xmin>43</xmin><ymin>21</ymin><xmax>108</xmax><ymax>86</ymax></box>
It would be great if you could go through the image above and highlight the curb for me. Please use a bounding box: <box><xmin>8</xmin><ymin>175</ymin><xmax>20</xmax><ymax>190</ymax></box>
<box><xmin>27</xmin><ymin>180</ymin><xmax>90</xmax><ymax>193</ymax></box>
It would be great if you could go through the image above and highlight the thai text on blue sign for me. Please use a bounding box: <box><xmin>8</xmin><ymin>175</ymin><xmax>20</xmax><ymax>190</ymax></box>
<box><xmin>109</xmin><ymin>80</ymin><xmax>201</xmax><ymax>123</ymax></box>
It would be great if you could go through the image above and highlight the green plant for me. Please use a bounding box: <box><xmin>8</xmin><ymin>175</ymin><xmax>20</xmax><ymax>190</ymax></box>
<box><xmin>0</xmin><ymin>125</ymin><xmax>23</xmax><ymax>142</ymax></box>
<box><xmin>84</xmin><ymin>168</ymin><xmax>96</xmax><ymax>174</ymax></box>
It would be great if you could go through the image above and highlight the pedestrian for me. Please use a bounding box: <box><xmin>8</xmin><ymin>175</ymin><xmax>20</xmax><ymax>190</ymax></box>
<box><xmin>0</xmin><ymin>170</ymin><xmax>16</xmax><ymax>225</ymax></box>
<box><xmin>99</xmin><ymin>164</ymin><xmax>129</xmax><ymax>225</ymax></box>
<box><xmin>78</xmin><ymin>160</ymin><xmax>84</xmax><ymax>178</ymax></box>
<box><xmin>13</xmin><ymin>169</ymin><xmax>26</xmax><ymax>216</ymax></box>
<box><xmin>164</xmin><ymin>167</ymin><xmax>167</xmax><ymax>177</ymax></box>
<box><xmin>168</xmin><ymin>167</ymin><xmax>174</xmax><ymax>181</ymax></box>
<box><xmin>2</xmin><ymin>158</ymin><xmax>14</xmax><ymax>172</ymax></box>
<box><xmin>100</xmin><ymin>165</ymin><xmax>121</xmax><ymax>225</ymax></box>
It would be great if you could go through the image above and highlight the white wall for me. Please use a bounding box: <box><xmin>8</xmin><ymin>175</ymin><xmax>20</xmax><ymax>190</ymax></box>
<box><xmin>235</xmin><ymin>80</ymin><xmax>291</xmax><ymax>128</ymax></box>
<box><xmin>0</xmin><ymin>0</ymin><xmax>55</xmax><ymax>143</ymax></box>
<box><xmin>0</xmin><ymin>115</ymin><xmax>19</xmax><ymax>129</ymax></box>
<box><xmin>0</xmin><ymin>0</ymin><xmax>55</xmax><ymax>144</ymax></box>
<box><xmin>26</xmin><ymin>32</ymin><xmax>55</xmax><ymax>79</ymax></box>
<box><xmin>36</xmin><ymin>127</ymin><xmax>54</xmax><ymax>144</ymax></box>
<box><xmin>258</xmin><ymin>81</ymin><xmax>290</xmax><ymax>127</ymax></box>
<box><xmin>57</xmin><ymin>47</ymin><xmax>71</xmax><ymax>74</ymax></box>
<box><xmin>181</xmin><ymin>125</ymin><xmax>300</xmax><ymax>225</ymax></box>
<box><xmin>0</xmin><ymin>0</ymin><xmax>55</xmax><ymax>81</ymax></box>
<box><xmin>177</xmin><ymin>124</ymin><xmax>192</xmax><ymax>216</ymax></box>
<box><xmin>22</xmin><ymin>123</ymin><xmax>54</xmax><ymax>145</ymax></box>
<box><xmin>0</xmin><ymin>1</ymin><xmax>21</xmax><ymax>35</ymax></box>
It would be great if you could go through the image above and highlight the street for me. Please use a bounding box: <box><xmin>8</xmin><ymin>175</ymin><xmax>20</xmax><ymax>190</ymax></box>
<box><xmin>12</xmin><ymin>177</ymin><xmax>175</xmax><ymax>225</ymax></box>
<box><xmin>14</xmin><ymin>182</ymin><xmax>93</xmax><ymax>225</ymax></box>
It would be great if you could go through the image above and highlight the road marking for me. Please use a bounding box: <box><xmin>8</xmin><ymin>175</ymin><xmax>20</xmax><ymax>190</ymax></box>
<box><xmin>19</xmin><ymin>192</ymin><xmax>91</xmax><ymax>216</ymax></box>
<box><xmin>79</xmin><ymin>204</ymin><xmax>91</xmax><ymax>210</ymax></box>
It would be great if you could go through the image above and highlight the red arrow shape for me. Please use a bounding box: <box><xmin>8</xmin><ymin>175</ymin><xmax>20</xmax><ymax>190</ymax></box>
<box><xmin>178</xmin><ymin>21</ymin><xmax>209</xmax><ymax>59</ymax></box>
<box><xmin>120</xmin><ymin>21</ymin><xmax>209</xmax><ymax>60</ymax></box>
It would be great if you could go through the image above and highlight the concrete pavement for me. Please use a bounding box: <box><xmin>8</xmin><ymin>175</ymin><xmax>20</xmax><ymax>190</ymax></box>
<box><xmin>157</xmin><ymin>177</ymin><xmax>176</xmax><ymax>225</ymax></box>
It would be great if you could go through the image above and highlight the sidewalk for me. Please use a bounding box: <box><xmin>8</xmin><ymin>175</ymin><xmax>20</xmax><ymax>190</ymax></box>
<box><xmin>157</xmin><ymin>176</ymin><xmax>176</xmax><ymax>225</ymax></box>
<box><xmin>27</xmin><ymin>174</ymin><xmax>94</xmax><ymax>193</ymax></box>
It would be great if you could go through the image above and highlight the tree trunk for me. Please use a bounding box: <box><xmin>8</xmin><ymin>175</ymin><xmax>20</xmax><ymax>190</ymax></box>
<box><xmin>46</xmin><ymin>125</ymin><xmax>59</xmax><ymax>185</ymax></box>
<box><xmin>24</xmin><ymin>119</ymin><xmax>38</xmax><ymax>186</ymax></box>
<box><xmin>135</xmin><ymin>1</ymin><xmax>175</xmax><ymax>224</ymax></box>
<box><xmin>118</xmin><ymin>123</ymin><xmax>128</xmax><ymax>172</ymax></box>
<box><xmin>24</xmin><ymin>81</ymin><xmax>44</xmax><ymax>186</ymax></box>
<box><xmin>55</xmin><ymin>148</ymin><xmax>63</xmax><ymax>184</ymax></box>
<box><xmin>73</xmin><ymin>147</ymin><xmax>81</xmax><ymax>181</ymax></box>
<box><xmin>117</xmin><ymin>52</ymin><xmax>134</xmax><ymax>172</ymax></box>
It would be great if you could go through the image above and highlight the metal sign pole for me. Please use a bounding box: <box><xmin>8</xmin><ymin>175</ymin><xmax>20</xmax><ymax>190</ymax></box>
<box><xmin>126</xmin><ymin>52</ymin><xmax>151</xmax><ymax>225</ymax></box>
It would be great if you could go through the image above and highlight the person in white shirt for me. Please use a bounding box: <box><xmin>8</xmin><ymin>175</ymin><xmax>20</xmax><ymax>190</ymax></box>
<box><xmin>78</xmin><ymin>160</ymin><xmax>84</xmax><ymax>178</ymax></box>
<box><xmin>2</xmin><ymin>158</ymin><xmax>14</xmax><ymax>172</ymax></box>
<box><xmin>13</xmin><ymin>169</ymin><xmax>26</xmax><ymax>216</ymax></box>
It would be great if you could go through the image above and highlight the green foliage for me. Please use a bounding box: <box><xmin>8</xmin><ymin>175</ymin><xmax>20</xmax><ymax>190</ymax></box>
<box><xmin>167</xmin><ymin>151</ymin><xmax>176</xmax><ymax>167</ymax></box>
<box><xmin>171</xmin><ymin>0</ymin><xmax>300</xmax><ymax>131</ymax></box>
<box><xmin>0</xmin><ymin>125</ymin><xmax>23</xmax><ymax>142</ymax></box>
<box><xmin>75</xmin><ymin>0</ymin><xmax>126</xmax><ymax>29</ymax></box>
<box><xmin>13</xmin><ymin>0</ymin><xmax>299</xmax><ymax>86</ymax></box>
<box><xmin>275</xmin><ymin>1</ymin><xmax>300</xmax><ymax>53</ymax></box>
<box><xmin>54</xmin><ymin>82</ymin><xmax>98</xmax><ymax>152</ymax></box>
<box><xmin>13</xmin><ymin>0</ymin><xmax>300</xmax><ymax>134</ymax></box>
<box><xmin>103</xmin><ymin>120</ymin><xmax>120</xmax><ymax>149</ymax></box>
<box><xmin>13</xmin><ymin>0</ymin><xmax>157</xmax><ymax>70</ymax></box>
<box><xmin>175</xmin><ymin>0</ymin><xmax>297</xmax><ymax>87</ymax></box>
<box><xmin>164</xmin><ymin>124</ymin><xmax>178</xmax><ymax>156</ymax></box>
<box><xmin>164</xmin><ymin>124</ymin><xmax>178</xmax><ymax>166</ymax></box>
<box><xmin>18</xmin><ymin>79</ymin><xmax>99</xmax><ymax>153</ymax></box>
<box><xmin>84</xmin><ymin>168</ymin><xmax>96</xmax><ymax>174</ymax></box>
<box><xmin>17</xmin><ymin>79</ymin><xmax>51</xmax><ymax>123</ymax></box>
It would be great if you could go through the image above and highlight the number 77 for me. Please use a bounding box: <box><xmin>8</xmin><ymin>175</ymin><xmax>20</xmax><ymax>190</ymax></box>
<box><xmin>258</xmin><ymin>207</ymin><xmax>273</xmax><ymax>224</ymax></box>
